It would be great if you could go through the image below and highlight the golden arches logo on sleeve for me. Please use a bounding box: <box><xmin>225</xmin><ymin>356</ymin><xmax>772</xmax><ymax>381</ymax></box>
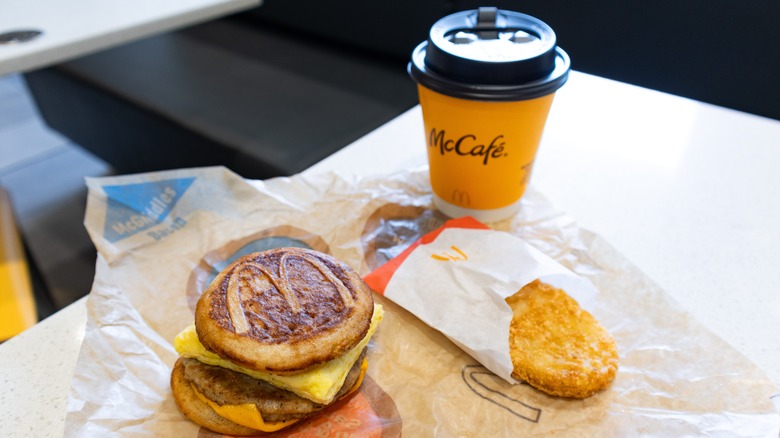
<box><xmin>431</xmin><ymin>245</ymin><xmax>468</xmax><ymax>262</ymax></box>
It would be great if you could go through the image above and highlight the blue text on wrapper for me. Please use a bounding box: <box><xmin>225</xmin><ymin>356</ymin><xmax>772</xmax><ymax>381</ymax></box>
<box><xmin>102</xmin><ymin>177</ymin><xmax>195</xmax><ymax>242</ymax></box>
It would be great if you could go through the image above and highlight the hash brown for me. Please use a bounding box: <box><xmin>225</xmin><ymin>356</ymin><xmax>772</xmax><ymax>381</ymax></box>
<box><xmin>506</xmin><ymin>280</ymin><xmax>618</xmax><ymax>398</ymax></box>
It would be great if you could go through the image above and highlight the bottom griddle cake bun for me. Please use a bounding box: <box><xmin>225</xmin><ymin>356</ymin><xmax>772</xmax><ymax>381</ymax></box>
<box><xmin>171</xmin><ymin>247</ymin><xmax>382</xmax><ymax>434</ymax></box>
<box><xmin>507</xmin><ymin>280</ymin><xmax>618</xmax><ymax>399</ymax></box>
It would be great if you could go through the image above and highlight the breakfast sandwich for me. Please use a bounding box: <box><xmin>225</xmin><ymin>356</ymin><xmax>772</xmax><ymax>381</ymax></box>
<box><xmin>170</xmin><ymin>247</ymin><xmax>383</xmax><ymax>435</ymax></box>
<box><xmin>506</xmin><ymin>280</ymin><xmax>618</xmax><ymax>398</ymax></box>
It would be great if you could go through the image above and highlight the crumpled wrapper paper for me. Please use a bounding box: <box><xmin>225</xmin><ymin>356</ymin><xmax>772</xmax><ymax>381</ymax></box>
<box><xmin>66</xmin><ymin>166</ymin><xmax>779</xmax><ymax>437</ymax></box>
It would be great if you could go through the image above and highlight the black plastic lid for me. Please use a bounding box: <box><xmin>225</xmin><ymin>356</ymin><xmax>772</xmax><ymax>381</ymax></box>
<box><xmin>408</xmin><ymin>7</ymin><xmax>570</xmax><ymax>101</ymax></box>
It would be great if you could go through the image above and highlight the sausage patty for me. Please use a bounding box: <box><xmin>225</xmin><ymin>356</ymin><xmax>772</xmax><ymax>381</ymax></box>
<box><xmin>181</xmin><ymin>348</ymin><xmax>366</xmax><ymax>423</ymax></box>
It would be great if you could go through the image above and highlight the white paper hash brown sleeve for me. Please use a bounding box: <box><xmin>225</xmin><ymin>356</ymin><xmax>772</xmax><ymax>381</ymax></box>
<box><xmin>383</xmin><ymin>227</ymin><xmax>597</xmax><ymax>384</ymax></box>
<box><xmin>65</xmin><ymin>166</ymin><xmax>780</xmax><ymax>437</ymax></box>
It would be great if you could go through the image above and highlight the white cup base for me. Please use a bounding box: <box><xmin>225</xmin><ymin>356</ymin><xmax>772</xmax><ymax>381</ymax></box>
<box><xmin>432</xmin><ymin>193</ymin><xmax>521</xmax><ymax>223</ymax></box>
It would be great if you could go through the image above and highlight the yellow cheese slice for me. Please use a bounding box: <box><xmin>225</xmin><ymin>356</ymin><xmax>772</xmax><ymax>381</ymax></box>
<box><xmin>175</xmin><ymin>304</ymin><xmax>382</xmax><ymax>404</ymax></box>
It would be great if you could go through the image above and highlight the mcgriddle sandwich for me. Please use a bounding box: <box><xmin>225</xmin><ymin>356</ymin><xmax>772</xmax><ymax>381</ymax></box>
<box><xmin>170</xmin><ymin>247</ymin><xmax>383</xmax><ymax>435</ymax></box>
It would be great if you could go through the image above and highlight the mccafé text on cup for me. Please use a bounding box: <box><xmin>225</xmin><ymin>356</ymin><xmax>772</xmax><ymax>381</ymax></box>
<box><xmin>408</xmin><ymin>7</ymin><xmax>570</xmax><ymax>222</ymax></box>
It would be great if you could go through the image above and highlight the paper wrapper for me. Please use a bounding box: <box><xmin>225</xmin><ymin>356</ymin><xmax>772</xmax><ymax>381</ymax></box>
<box><xmin>66</xmin><ymin>166</ymin><xmax>779</xmax><ymax>436</ymax></box>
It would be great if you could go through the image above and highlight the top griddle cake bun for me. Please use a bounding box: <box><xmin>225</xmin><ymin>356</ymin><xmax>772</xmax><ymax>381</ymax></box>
<box><xmin>195</xmin><ymin>247</ymin><xmax>374</xmax><ymax>374</ymax></box>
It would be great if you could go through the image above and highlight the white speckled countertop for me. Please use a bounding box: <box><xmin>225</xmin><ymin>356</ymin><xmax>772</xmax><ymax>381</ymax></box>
<box><xmin>1</xmin><ymin>71</ymin><xmax>778</xmax><ymax>436</ymax></box>
<box><xmin>0</xmin><ymin>297</ymin><xmax>86</xmax><ymax>437</ymax></box>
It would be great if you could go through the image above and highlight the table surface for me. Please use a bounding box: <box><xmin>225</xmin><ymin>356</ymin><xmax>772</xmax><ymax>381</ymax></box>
<box><xmin>2</xmin><ymin>71</ymin><xmax>779</xmax><ymax>436</ymax></box>
<box><xmin>0</xmin><ymin>0</ymin><xmax>259</xmax><ymax>76</ymax></box>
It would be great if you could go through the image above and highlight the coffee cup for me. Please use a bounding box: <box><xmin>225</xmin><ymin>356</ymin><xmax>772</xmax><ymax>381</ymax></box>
<box><xmin>408</xmin><ymin>7</ymin><xmax>570</xmax><ymax>222</ymax></box>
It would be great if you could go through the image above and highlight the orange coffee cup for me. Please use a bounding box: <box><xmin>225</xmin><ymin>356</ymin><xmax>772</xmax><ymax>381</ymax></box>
<box><xmin>409</xmin><ymin>7</ymin><xmax>570</xmax><ymax>222</ymax></box>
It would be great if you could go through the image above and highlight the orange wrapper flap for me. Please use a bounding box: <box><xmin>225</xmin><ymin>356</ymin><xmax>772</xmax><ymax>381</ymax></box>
<box><xmin>364</xmin><ymin>216</ymin><xmax>489</xmax><ymax>294</ymax></box>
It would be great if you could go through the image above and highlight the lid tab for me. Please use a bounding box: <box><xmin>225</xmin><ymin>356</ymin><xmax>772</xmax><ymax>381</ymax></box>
<box><xmin>408</xmin><ymin>8</ymin><xmax>571</xmax><ymax>101</ymax></box>
<box><xmin>476</xmin><ymin>7</ymin><xmax>499</xmax><ymax>39</ymax></box>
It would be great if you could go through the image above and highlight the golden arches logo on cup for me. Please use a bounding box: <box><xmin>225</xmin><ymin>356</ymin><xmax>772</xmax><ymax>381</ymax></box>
<box><xmin>185</xmin><ymin>226</ymin><xmax>330</xmax><ymax>313</ymax></box>
<box><xmin>450</xmin><ymin>189</ymin><xmax>472</xmax><ymax>207</ymax></box>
